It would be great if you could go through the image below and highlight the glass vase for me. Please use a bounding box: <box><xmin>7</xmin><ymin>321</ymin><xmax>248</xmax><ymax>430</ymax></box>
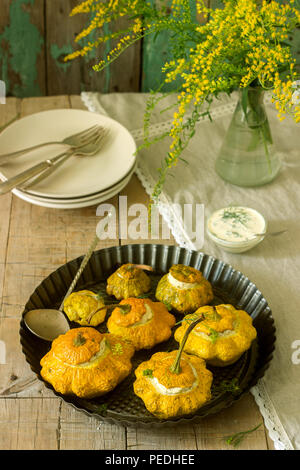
<box><xmin>215</xmin><ymin>87</ymin><xmax>281</xmax><ymax>187</ymax></box>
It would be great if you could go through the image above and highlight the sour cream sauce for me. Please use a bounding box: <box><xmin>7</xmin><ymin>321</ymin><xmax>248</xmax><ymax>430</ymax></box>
<box><xmin>207</xmin><ymin>206</ymin><xmax>266</xmax><ymax>243</ymax></box>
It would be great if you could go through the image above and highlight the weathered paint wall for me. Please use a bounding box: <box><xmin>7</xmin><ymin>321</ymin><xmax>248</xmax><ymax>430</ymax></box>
<box><xmin>0</xmin><ymin>0</ymin><xmax>299</xmax><ymax>97</ymax></box>
<box><xmin>0</xmin><ymin>0</ymin><xmax>141</xmax><ymax>97</ymax></box>
<box><xmin>0</xmin><ymin>0</ymin><xmax>44</xmax><ymax>97</ymax></box>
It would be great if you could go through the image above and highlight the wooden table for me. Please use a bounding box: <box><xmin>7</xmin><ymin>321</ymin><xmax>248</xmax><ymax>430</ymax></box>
<box><xmin>0</xmin><ymin>95</ymin><xmax>275</xmax><ymax>451</ymax></box>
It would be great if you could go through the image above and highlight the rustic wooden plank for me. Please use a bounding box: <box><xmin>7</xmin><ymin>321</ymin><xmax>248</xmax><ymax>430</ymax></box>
<box><xmin>127</xmin><ymin>394</ymin><xmax>268</xmax><ymax>450</ymax></box>
<box><xmin>193</xmin><ymin>394</ymin><xmax>268</xmax><ymax>450</ymax></box>
<box><xmin>0</xmin><ymin>0</ymin><xmax>45</xmax><ymax>97</ymax></box>
<box><xmin>0</xmin><ymin>98</ymin><xmax>19</xmax><ymax>309</ymax></box>
<box><xmin>46</xmin><ymin>1</ymin><xmax>141</xmax><ymax>96</ymax></box>
<box><xmin>20</xmin><ymin>95</ymin><xmax>69</xmax><ymax>115</ymax></box>
<box><xmin>0</xmin><ymin>398</ymin><xmax>60</xmax><ymax>449</ymax></box>
<box><xmin>127</xmin><ymin>424</ymin><xmax>198</xmax><ymax>450</ymax></box>
<box><xmin>59</xmin><ymin>401</ymin><xmax>126</xmax><ymax>450</ymax></box>
<box><xmin>0</xmin><ymin>317</ymin><xmax>45</xmax><ymax>397</ymax></box>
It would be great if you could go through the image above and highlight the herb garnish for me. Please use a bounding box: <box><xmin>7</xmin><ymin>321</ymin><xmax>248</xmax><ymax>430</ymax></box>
<box><xmin>216</xmin><ymin>378</ymin><xmax>240</xmax><ymax>395</ymax></box>
<box><xmin>112</xmin><ymin>343</ymin><xmax>123</xmax><ymax>355</ymax></box>
<box><xmin>221</xmin><ymin>207</ymin><xmax>249</xmax><ymax>227</ymax></box>
<box><xmin>143</xmin><ymin>369</ymin><xmax>154</xmax><ymax>378</ymax></box>
<box><xmin>224</xmin><ymin>423</ymin><xmax>262</xmax><ymax>448</ymax></box>
<box><xmin>175</xmin><ymin>311</ymin><xmax>220</xmax><ymax>343</ymax></box>
<box><xmin>97</xmin><ymin>403</ymin><xmax>108</xmax><ymax>414</ymax></box>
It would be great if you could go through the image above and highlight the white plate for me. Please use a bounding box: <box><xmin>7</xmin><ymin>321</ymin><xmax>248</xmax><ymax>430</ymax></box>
<box><xmin>18</xmin><ymin>163</ymin><xmax>137</xmax><ymax>203</ymax></box>
<box><xmin>13</xmin><ymin>171</ymin><xmax>133</xmax><ymax>209</ymax></box>
<box><xmin>14</xmin><ymin>165</ymin><xmax>136</xmax><ymax>205</ymax></box>
<box><xmin>0</xmin><ymin>109</ymin><xmax>136</xmax><ymax>199</ymax></box>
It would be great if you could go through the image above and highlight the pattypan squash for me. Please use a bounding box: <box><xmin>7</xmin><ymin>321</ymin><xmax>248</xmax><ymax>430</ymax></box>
<box><xmin>107</xmin><ymin>297</ymin><xmax>175</xmax><ymax>350</ymax></box>
<box><xmin>40</xmin><ymin>327</ymin><xmax>135</xmax><ymax>398</ymax></box>
<box><xmin>106</xmin><ymin>263</ymin><xmax>151</xmax><ymax>300</ymax></box>
<box><xmin>155</xmin><ymin>264</ymin><xmax>213</xmax><ymax>314</ymax></box>
<box><xmin>174</xmin><ymin>304</ymin><xmax>257</xmax><ymax>366</ymax></box>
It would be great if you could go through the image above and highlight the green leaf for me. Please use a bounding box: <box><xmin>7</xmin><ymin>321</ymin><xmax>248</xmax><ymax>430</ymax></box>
<box><xmin>224</xmin><ymin>423</ymin><xmax>262</xmax><ymax>448</ymax></box>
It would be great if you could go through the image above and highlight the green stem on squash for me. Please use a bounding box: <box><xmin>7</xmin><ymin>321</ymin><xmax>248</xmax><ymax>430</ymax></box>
<box><xmin>170</xmin><ymin>315</ymin><xmax>205</xmax><ymax>374</ymax></box>
<box><xmin>87</xmin><ymin>303</ymin><xmax>131</xmax><ymax>324</ymax></box>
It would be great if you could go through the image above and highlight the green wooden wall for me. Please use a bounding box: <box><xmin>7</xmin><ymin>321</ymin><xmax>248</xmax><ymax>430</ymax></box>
<box><xmin>0</xmin><ymin>0</ymin><xmax>299</xmax><ymax>97</ymax></box>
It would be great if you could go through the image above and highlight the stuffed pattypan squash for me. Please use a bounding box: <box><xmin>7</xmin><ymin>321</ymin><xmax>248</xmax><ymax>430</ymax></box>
<box><xmin>107</xmin><ymin>297</ymin><xmax>176</xmax><ymax>350</ymax></box>
<box><xmin>63</xmin><ymin>290</ymin><xmax>107</xmax><ymax>326</ymax></box>
<box><xmin>133</xmin><ymin>317</ymin><xmax>213</xmax><ymax>419</ymax></box>
<box><xmin>106</xmin><ymin>263</ymin><xmax>151</xmax><ymax>300</ymax></box>
<box><xmin>174</xmin><ymin>304</ymin><xmax>257</xmax><ymax>367</ymax></box>
<box><xmin>40</xmin><ymin>327</ymin><xmax>135</xmax><ymax>398</ymax></box>
<box><xmin>155</xmin><ymin>264</ymin><xmax>213</xmax><ymax>314</ymax></box>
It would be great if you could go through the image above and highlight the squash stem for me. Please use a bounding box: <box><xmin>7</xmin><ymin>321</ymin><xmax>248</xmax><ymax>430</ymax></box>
<box><xmin>170</xmin><ymin>315</ymin><xmax>205</xmax><ymax>374</ymax></box>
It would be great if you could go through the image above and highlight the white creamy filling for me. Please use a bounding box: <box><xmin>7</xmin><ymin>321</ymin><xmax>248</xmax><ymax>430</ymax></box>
<box><xmin>148</xmin><ymin>361</ymin><xmax>198</xmax><ymax>396</ymax></box>
<box><xmin>54</xmin><ymin>338</ymin><xmax>108</xmax><ymax>368</ymax></box>
<box><xmin>167</xmin><ymin>272</ymin><xmax>199</xmax><ymax>290</ymax></box>
<box><xmin>193</xmin><ymin>329</ymin><xmax>235</xmax><ymax>340</ymax></box>
<box><xmin>130</xmin><ymin>303</ymin><xmax>154</xmax><ymax>327</ymax></box>
<box><xmin>193</xmin><ymin>317</ymin><xmax>237</xmax><ymax>341</ymax></box>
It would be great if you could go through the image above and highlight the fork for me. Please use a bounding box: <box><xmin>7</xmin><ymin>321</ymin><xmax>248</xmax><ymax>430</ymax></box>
<box><xmin>0</xmin><ymin>126</ymin><xmax>109</xmax><ymax>195</ymax></box>
<box><xmin>20</xmin><ymin>126</ymin><xmax>110</xmax><ymax>191</ymax></box>
<box><xmin>0</xmin><ymin>124</ymin><xmax>100</xmax><ymax>164</ymax></box>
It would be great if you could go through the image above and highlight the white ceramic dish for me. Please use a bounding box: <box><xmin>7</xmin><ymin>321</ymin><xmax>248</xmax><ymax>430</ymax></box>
<box><xmin>0</xmin><ymin>109</ymin><xmax>136</xmax><ymax>199</ymax></box>
<box><xmin>13</xmin><ymin>171</ymin><xmax>133</xmax><ymax>209</ymax></box>
<box><xmin>206</xmin><ymin>206</ymin><xmax>267</xmax><ymax>253</ymax></box>
<box><xmin>15</xmin><ymin>163</ymin><xmax>136</xmax><ymax>204</ymax></box>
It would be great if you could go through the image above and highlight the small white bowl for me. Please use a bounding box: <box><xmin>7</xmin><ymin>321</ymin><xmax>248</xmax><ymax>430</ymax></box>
<box><xmin>206</xmin><ymin>206</ymin><xmax>267</xmax><ymax>254</ymax></box>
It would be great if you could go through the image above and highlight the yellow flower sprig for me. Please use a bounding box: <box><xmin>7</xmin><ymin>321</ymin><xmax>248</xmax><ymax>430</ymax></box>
<box><xmin>66</xmin><ymin>0</ymin><xmax>300</xmax><ymax>202</ymax></box>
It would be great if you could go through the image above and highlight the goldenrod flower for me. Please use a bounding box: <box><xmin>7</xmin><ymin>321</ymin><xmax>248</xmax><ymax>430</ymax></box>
<box><xmin>66</xmin><ymin>0</ymin><xmax>300</xmax><ymax>201</ymax></box>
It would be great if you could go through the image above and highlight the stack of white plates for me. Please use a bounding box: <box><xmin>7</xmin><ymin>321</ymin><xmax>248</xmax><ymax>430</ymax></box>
<box><xmin>0</xmin><ymin>109</ymin><xmax>137</xmax><ymax>209</ymax></box>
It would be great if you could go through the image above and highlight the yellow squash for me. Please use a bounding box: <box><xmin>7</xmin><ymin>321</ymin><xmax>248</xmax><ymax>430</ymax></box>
<box><xmin>174</xmin><ymin>304</ymin><xmax>257</xmax><ymax>366</ymax></box>
<box><xmin>133</xmin><ymin>350</ymin><xmax>213</xmax><ymax>419</ymax></box>
<box><xmin>107</xmin><ymin>297</ymin><xmax>176</xmax><ymax>350</ymax></box>
<box><xmin>155</xmin><ymin>264</ymin><xmax>213</xmax><ymax>314</ymax></box>
<box><xmin>106</xmin><ymin>263</ymin><xmax>151</xmax><ymax>300</ymax></box>
<box><xmin>40</xmin><ymin>327</ymin><xmax>135</xmax><ymax>398</ymax></box>
<box><xmin>63</xmin><ymin>290</ymin><xmax>107</xmax><ymax>326</ymax></box>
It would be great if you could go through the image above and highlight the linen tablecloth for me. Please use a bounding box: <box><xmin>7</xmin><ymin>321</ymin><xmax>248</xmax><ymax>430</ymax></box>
<box><xmin>82</xmin><ymin>90</ymin><xmax>300</xmax><ymax>450</ymax></box>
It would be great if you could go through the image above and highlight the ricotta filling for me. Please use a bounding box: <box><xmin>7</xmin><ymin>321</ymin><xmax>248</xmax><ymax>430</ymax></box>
<box><xmin>192</xmin><ymin>318</ymin><xmax>237</xmax><ymax>341</ymax></box>
<box><xmin>193</xmin><ymin>329</ymin><xmax>235</xmax><ymax>340</ymax></box>
<box><xmin>130</xmin><ymin>303</ymin><xmax>154</xmax><ymax>327</ymax></box>
<box><xmin>148</xmin><ymin>361</ymin><xmax>198</xmax><ymax>396</ymax></box>
<box><xmin>167</xmin><ymin>272</ymin><xmax>199</xmax><ymax>290</ymax></box>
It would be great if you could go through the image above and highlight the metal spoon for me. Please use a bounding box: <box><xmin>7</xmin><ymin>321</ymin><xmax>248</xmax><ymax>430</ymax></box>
<box><xmin>254</xmin><ymin>229</ymin><xmax>288</xmax><ymax>237</ymax></box>
<box><xmin>24</xmin><ymin>213</ymin><xmax>112</xmax><ymax>342</ymax></box>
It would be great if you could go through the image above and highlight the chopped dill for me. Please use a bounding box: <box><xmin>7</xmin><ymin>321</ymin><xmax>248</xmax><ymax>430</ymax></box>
<box><xmin>143</xmin><ymin>369</ymin><xmax>154</xmax><ymax>378</ymax></box>
<box><xmin>112</xmin><ymin>343</ymin><xmax>123</xmax><ymax>356</ymax></box>
<box><xmin>221</xmin><ymin>208</ymin><xmax>250</xmax><ymax>227</ymax></box>
<box><xmin>224</xmin><ymin>423</ymin><xmax>262</xmax><ymax>448</ymax></box>
<box><xmin>216</xmin><ymin>378</ymin><xmax>240</xmax><ymax>395</ymax></box>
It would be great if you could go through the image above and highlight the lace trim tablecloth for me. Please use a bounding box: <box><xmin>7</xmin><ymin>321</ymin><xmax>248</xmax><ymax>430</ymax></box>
<box><xmin>81</xmin><ymin>90</ymin><xmax>300</xmax><ymax>450</ymax></box>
